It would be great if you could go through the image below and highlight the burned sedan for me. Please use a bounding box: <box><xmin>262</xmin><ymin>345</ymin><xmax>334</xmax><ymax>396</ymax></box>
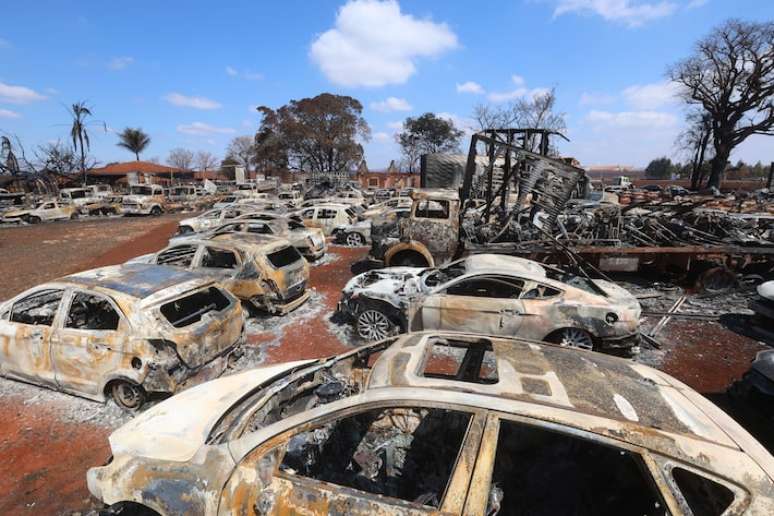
<box><xmin>0</xmin><ymin>264</ymin><xmax>244</xmax><ymax>409</ymax></box>
<box><xmin>135</xmin><ymin>236</ymin><xmax>310</xmax><ymax>314</ymax></box>
<box><xmin>87</xmin><ymin>331</ymin><xmax>774</xmax><ymax>515</ymax></box>
<box><xmin>338</xmin><ymin>254</ymin><xmax>641</xmax><ymax>353</ymax></box>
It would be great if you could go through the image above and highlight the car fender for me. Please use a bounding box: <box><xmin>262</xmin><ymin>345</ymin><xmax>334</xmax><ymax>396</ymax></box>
<box><xmin>384</xmin><ymin>241</ymin><xmax>435</xmax><ymax>267</ymax></box>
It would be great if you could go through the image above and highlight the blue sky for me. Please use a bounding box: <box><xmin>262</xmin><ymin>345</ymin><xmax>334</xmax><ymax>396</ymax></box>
<box><xmin>1</xmin><ymin>0</ymin><xmax>772</xmax><ymax>170</ymax></box>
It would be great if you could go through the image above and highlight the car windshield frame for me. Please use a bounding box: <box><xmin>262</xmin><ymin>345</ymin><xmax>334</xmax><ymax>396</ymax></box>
<box><xmin>421</xmin><ymin>259</ymin><xmax>468</xmax><ymax>289</ymax></box>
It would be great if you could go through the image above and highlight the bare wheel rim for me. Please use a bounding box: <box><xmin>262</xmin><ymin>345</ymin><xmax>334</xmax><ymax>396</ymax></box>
<box><xmin>346</xmin><ymin>233</ymin><xmax>363</xmax><ymax>246</ymax></box>
<box><xmin>558</xmin><ymin>328</ymin><xmax>594</xmax><ymax>351</ymax></box>
<box><xmin>357</xmin><ymin>310</ymin><xmax>392</xmax><ymax>340</ymax></box>
<box><xmin>113</xmin><ymin>382</ymin><xmax>142</xmax><ymax>409</ymax></box>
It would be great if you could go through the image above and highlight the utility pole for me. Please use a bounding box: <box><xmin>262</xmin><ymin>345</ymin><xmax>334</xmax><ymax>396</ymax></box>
<box><xmin>767</xmin><ymin>161</ymin><xmax>773</xmax><ymax>191</ymax></box>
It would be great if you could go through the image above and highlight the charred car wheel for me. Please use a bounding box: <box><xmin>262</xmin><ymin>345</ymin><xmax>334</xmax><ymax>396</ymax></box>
<box><xmin>550</xmin><ymin>328</ymin><xmax>594</xmax><ymax>351</ymax></box>
<box><xmin>346</xmin><ymin>232</ymin><xmax>365</xmax><ymax>246</ymax></box>
<box><xmin>177</xmin><ymin>225</ymin><xmax>194</xmax><ymax>234</ymax></box>
<box><xmin>26</xmin><ymin>215</ymin><xmax>41</xmax><ymax>224</ymax></box>
<box><xmin>150</xmin><ymin>206</ymin><xmax>162</xmax><ymax>216</ymax></box>
<box><xmin>111</xmin><ymin>381</ymin><xmax>146</xmax><ymax>410</ymax></box>
<box><xmin>357</xmin><ymin>309</ymin><xmax>398</xmax><ymax>341</ymax></box>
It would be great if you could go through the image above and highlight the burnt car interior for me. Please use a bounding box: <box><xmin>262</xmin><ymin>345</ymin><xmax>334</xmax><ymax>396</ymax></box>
<box><xmin>10</xmin><ymin>289</ymin><xmax>63</xmax><ymax>325</ymax></box>
<box><xmin>160</xmin><ymin>286</ymin><xmax>230</xmax><ymax>328</ymax></box>
<box><xmin>487</xmin><ymin>420</ymin><xmax>666</xmax><ymax>516</ymax></box>
<box><xmin>415</xmin><ymin>200</ymin><xmax>449</xmax><ymax>219</ymax></box>
<box><xmin>65</xmin><ymin>293</ymin><xmax>120</xmax><ymax>330</ymax></box>
<box><xmin>445</xmin><ymin>276</ymin><xmax>524</xmax><ymax>299</ymax></box>
<box><xmin>278</xmin><ymin>407</ymin><xmax>471</xmax><ymax>509</ymax></box>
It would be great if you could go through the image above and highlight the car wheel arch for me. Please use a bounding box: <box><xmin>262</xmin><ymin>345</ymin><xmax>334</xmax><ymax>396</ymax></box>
<box><xmin>385</xmin><ymin>242</ymin><xmax>434</xmax><ymax>268</ymax></box>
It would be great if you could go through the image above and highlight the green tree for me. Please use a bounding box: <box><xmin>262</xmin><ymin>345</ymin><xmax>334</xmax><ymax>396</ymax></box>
<box><xmin>645</xmin><ymin>157</ymin><xmax>675</xmax><ymax>179</ymax></box>
<box><xmin>116</xmin><ymin>128</ymin><xmax>151</xmax><ymax>161</ymax></box>
<box><xmin>69</xmin><ymin>101</ymin><xmax>93</xmax><ymax>185</ymax></box>
<box><xmin>256</xmin><ymin>93</ymin><xmax>370</xmax><ymax>175</ymax></box>
<box><xmin>669</xmin><ymin>19</ymin><xmax>774</xmax><ymax>189</ymax></box>
<box><xmin>398</xmin><ymin>113</ymin><xmax>464</xmax><ymax>172</ymax></box>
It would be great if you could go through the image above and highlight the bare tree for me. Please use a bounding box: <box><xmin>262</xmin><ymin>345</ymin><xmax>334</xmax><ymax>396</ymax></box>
<box><xmin>669</xmin><ymin>19</ymin><xmax>774</xmax><ymax>189</ymax></box>
<box><xmin>167</xmin><ymin>148</ymin><xmax>194</xmax><ymax>170</ymax></box>
<box><xmin>226</xmin><ymin>136</ymin><xmax>256</xmax><ymax>173</ymax></box>
<box><xmin>195</xmin><ymin>151</ymin><xmax>218</xmax><ymax>172</ymax></box>
<box><xmin>35</xmin><ymin>140</ymin><xmax>78</xmax><ymax>175</ymax></box>
<box><xmin>677</xmin><ymin>109</ymin><xmax>714</xmax><ymax>189</ymax></box>
<box><xmin>470</xmin><ymin>89</ymin><xmax>566</xmax><ymax>153</ymax></box>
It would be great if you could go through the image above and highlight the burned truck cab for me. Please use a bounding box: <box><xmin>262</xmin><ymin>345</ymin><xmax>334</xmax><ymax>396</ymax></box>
<box><xmin>369</xmin><ymin>189</ymin><xmax>460</xmax><ymax>268</ymax></box>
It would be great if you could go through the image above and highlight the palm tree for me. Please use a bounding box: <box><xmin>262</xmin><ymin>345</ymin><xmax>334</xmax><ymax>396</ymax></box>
<box><xmin>69</xmin><ymin>101</ymin><xmax>93</xmax><ymax>186</ymax></box>
<box><xmin>116</xmin><ymin>127</ymin><xmax>151</xmax><ymax>161</ymax></box>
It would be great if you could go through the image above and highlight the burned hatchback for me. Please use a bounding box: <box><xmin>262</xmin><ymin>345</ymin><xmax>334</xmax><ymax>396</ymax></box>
<box><xmin>0</xmin><ymin>264</ymin><xmax>245</xmax><ymax>409</ymax></box>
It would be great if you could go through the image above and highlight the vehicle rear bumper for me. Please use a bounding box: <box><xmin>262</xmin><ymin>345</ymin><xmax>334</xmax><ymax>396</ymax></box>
<box><xmin>599</xmin><ymin>332</ymin><xmax>640</xmax><ymax>354</ymax></box>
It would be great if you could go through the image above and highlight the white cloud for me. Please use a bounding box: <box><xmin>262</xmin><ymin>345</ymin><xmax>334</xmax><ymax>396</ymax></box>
<box><xmin>436</xmin><ymin>112</ymin><xmax>476</xmax><ymax>137</ymax></box>
<box><xmin>387</xmin><ymin>120</ymin><xmax>404</xmax><ymax>130</ymax></box>
<box><xmin>226</xmin><ymin>66</ymin><xmax>262</xmax><ymax>80</ymax></box>
<box><xmin>622</xmin><ymin>81</ymin><xmax>680</xmax><ymax>109</ymax></box>
<box><xmin>373</xmin><ymin>131</ymin><xmax>391</xmax><ymax>142</ymax></box>
<box><xmin>164</xmin><ymin>92</ymin><xmax>221</xmax><ymax>110</ymax></box>
<box><xmin>487</xmin><ymin>88</ymin><xmax>528</xmax><ymax>103</ymax></box>
<box><xmin>511</xmin><ymin>74</ymin><xmax>525</xmax><ymax>86</ymax></box>
<box><xmin>176</xmin><ymin>122</ymin><xmax>235</xmax><ymax>135</ymax></box>
<box><xmin>486</xmin><ymin>75</ymin><xmax>544</xmax><ymax>103</ymax></box>
<box><xmin>580</xmin><ymin>91</ymin><xmax>617</xmax><ymax>105</ymax></box>
<box><xmin>370</xmin><ymin>96</ymin><xmax>412</xmax><ymax>112</ymax></box>
<box><xmin>586</xmin><ymin>110</ymin><xmax>678</xmax><ymax>128</ymax></box>
<box><xmin>0</xmin><ymin>37</ymin><xmax>10</xmax><ymax>48</ymax></box>
<box><xmin>310</xmin><ymin>0</ymin><xmax>458</xmax><ymax>87</ymax></box>
<box><xmin>0</xmin><ymin>108</ymin><xmax>21</xmax><ymax>119</ymax></box>
<box><xmin>686</xmin><ymin>0</ymin><xmax>708</xmax><ymax>8</ymax></box>
<box><xmin>0</xmin><ymin>81</ymin><xmax>47</xmax><ymax>104</ymax></box>
<box><xmin>554</xmin><ymin>0</ymin><xmax>678</xmax><ymax>27</ymax></box>
<box><xmin>456</xmin><ymin>81</ymin><xmax>484</xmax><ymax>94</ymax></box>
<box><xmin>108</xmin><ymin>56</ymin><xmax>134</xmax><ymax>70</ymax></box>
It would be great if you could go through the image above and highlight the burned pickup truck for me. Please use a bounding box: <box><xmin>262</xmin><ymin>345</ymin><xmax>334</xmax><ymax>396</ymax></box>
<box><xmin>338</xmin><ymin>254</ymin><xmax>641</xmax><ymax>354</ymax></box>
<box><xmin>0</xmin><ymin>264</ymin><xmax>245</xmax><ymax>409</ymax></box>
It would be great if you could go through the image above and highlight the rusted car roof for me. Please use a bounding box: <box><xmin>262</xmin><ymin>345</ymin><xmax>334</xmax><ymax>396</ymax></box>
<box><xmin>64</xmin><ymin>264</ymin><xmax>209</xmax><ymax>299</ymax></box>
<box><xmin>199</xmin><ymin>234</ymin><xmax>286</xmax><ymax>251</ymax></box>
<box><xmin>367</xmin><ymin>332</ymin><xmax>737</xmax><ymax>447</ymax></box>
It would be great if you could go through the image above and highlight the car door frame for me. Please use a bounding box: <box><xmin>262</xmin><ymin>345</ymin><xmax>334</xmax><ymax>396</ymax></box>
<box><xmin>192</xmin><ymin>243</ymin><xmax>243</xmax><ymax>290</ymax></box>
<box><xmin>0</xmin><ymin>287</ymin><xmax>66</xmax><ymax>386</ymax></box>
<box><xmin>218</xmin><ymin>399</ymin><xmax>487</xmax><ymax>516</ymax></box>
<box><xmin>518</xmin><ymin>280</ymin><xmax>567</xmax><ymax>341</ymax></box>
<box><xmin>463</xmin><ymin>411</ymin><xmax>683</xmax><ymax>515</ymax></box>
<box><xmin>50</xmin><ymin>288</ymin><xmax>129</xmax><ymax>397</ymax></box>
<box><xmin>420</xmin><ymin>274</ymin><xmax>526</xmax><ymax>336</ymax></box>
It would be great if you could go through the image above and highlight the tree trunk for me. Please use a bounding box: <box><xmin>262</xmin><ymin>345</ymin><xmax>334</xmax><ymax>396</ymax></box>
<box><xmin>135</xmin><ymin>152</ymin><xmax>139</xmax><ymax>161</ymax></box>
<box><xmin>708</xmin><ymin>149</ymin><xmax>728</xmax><ymax>190</ymax></box>
<box><xmin>79</xmin><ymin>133</ymin><xmax>86</xmax><ymax>186</ymax></box>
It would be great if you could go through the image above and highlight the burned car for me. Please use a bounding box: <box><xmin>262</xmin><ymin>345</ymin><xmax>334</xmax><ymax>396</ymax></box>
<box><xmin>87</xmin><ymin>331</ymin><xmax>774</xmax><ymax>515</ymax></box>
<box><xmin>731</xmin><ymin>349</ymin><xmax>774</xmax><ymax>413</ymax></box>
<box><xmin>1</xmin><ymin>199</ymin><xmax>78</xmax><ymax>224</ymax></box>
<box><xmin>332</xmin><ymin>207</ymin><xmax>411</xmax><ymax>246</ymax></box>
<box><xmin>135</xmin><ymin>236</ymin><xmax>310</xmax><ymax>314</ymax></box>
<box><xmin>177</xmin><ymin>205</ymin><xmax>260</xmax><ymax>234</ymax></box>
<box><xmin>172</xmin><ymin>213</ymin><xmax>327</xmax><ymax>261</ymax></box>
<box><xmin>338</xmin><ymin>254</ymin><xmax>641</xmax><ymax>353</ymax></box>
<box><xmin>121</xmin><ymin>184</ymin><xmax>166</xmax><ymax>216</ymax></box>
<box><xmin>0</xmin><ymin>264</ymin><xmax>244</xmax><ymax>409</ymax></box>
<box><xmin>750</xmin><ymin>280</ymin><xmax>774</xmax><ymax>322</ymax></box>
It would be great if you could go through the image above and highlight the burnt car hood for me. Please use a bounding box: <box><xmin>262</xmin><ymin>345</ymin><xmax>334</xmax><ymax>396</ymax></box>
<box><xmin>108</xmin><ymin>361</ymin><xmax>314</xmax><ymax>462</ymax></box>
<box><xmin>343</xmin><ymin>267</ymin><xmax>426</xmax><ymax>302</ymax></box>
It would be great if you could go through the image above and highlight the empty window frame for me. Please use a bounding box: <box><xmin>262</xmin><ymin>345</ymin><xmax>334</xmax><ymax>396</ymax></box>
<box><xmin>415</xmin><ymin>200</ymin><xmax>449</xmax><ymax>219</ymax></box>
<box><xmin>420</xmin><ymin>337</ymin><xmax>498</xmax><ymax>384</ymax></box>
<box><xmin>316</xmin><ymin>209</ymin><xmax>337</xmax><ymax>220</ymax></box>
<box><xmin>266</xmin><ymin>246</ymin><xmax>302</xmax><ymax>268</ymax></box>
<box><xmin>65</xmin><ymin>292</ymin><xmax>120</xmax><ymax>331</ymax></box>
<box><xmin>486</xmin><ymin>420</ymin><xmax>666</xmax><ymax>516</ymax></box>
<box><xmin>279</xmin><ymin>407</ymin><xmax>472</xmax><ymax>508</ymax></box>
<box><xmin>157</xmin><ymin>245</ymin><xmax>198</xmax><ymax>267</ymax></box>
<box><xmin>245</xmin><ymin>223</ymin><xmax>274</xmax><ymax>235</ymax></box>
<box><xmin>201</xmin><ymin>247</ymin><xmax>239</xmax><ymax>269</ymax></box>
<box><xmin>160</xmin><ymin>287</ymin><xmax>230</xmax><ymax>328</ymax></box>
<box><xmin>672</xmin><ymin>467</ymin><xmax>734</xmax><ymax>516</ymax></box>
<box><xmin>521</xmin><ymin>284</ymin><xmax>562</xmax><ymax>300</ymax></box>
<box><xmin>10</xmin><ymin>289</ymin><xmax>64</xmax><ymax>326</ymax></box>
<box><xmin>445</xmin><ymin>276</ymin><xmax>524</xmax><ymax>299</ymax></box>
